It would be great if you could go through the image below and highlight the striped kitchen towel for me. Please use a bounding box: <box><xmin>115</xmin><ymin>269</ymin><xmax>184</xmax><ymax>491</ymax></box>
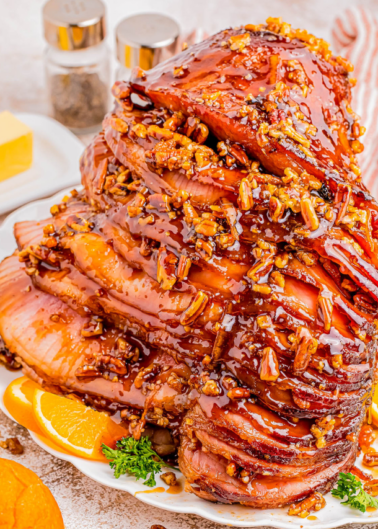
<box><xmin>333</xmin><ymin>7</ymin><xmax>378</xmax><ymax>198</ymax></box>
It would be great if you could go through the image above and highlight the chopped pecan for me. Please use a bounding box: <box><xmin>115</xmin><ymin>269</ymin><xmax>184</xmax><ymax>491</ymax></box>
<box><xmin>220</xmin><ymin>198</ymin><xmax>241</xmax><ymax>240</ymax></box>
<box><xmin>112</xmin><ymin>81</ymin><xmax>131</xmax><ymax>100</ymax></box>
<box><xmin>227</xmin><ymin>387</ymin><xmax>251</xmax><ymax>399</ymax></box>
<box><xmin>177</xmin><ymin>255</ymin><xmax>192</xmax><ymax>280</ymax></box>
<box><xmin>335</xmin><ymin>183</ymin><xmax>352</xmax><ymax>225</ymax></box>
<box><xmin>317</xmin><ymin>293</ymin><xmax>333</xmax><ymax>332</ymax></box>
<box><xmin>270</xmin><ymin>270</ymin><xmax>285</xmax><ymax>288</ymax></box>
<box><xmin>170</xmin><ymin>190</ymin><xmax>190</xmax><ymax>209</ymax></box>
<box><xmin>180</xmin><ymin>291</ymin><xmax>209</xmax><ymax>325</ymax></box>
<box><xmin>269</xmin><ymin>196</ymin><xmax>285</xmax><ymax>222</ymax></box>
<box><xmin>81</xmin><ymin>317</ymin><xmax>103</xmax><ymax>337</ymax></box>
<box><xmin>109</xmin><ymin>117</ymin><xmax>129</xmax><ymax>134</ymax></box>
<box><xmin>226</xmin><ymin>462</ymin><xmax>237</xmax><ymax>477</ymax></box>
<box><xmin>252</xmin><ymin>284</ymin><xmax>272</xmax><ymax>294</ymax></box>
<box><xmin>288</xmin><ymin>492</ymin><xmax>326</xmax><ymax>517</ymax></box>
<box><xmin>157</xmin><ymin>247</ymin><xmax>178</xmax><ymax>290</ymax></box>
<box><xmin>364</xmin><ymin>479</ymin><xmax>378</xmax><ymax>496</ymax></box>
<box><xmin>238</xmin><ymin>178</ymin><xmax>254</xmax><ymax>210</ymax></box>
<box><xmin>66</xmin><ymin>214</ymin><xmax>94</xmax><ymax>233</ymax></box>
<box><xmin>164</xmin><ymin>111</ymin><xmax>185</xmax><ymax>131</ymax></box>
<box><xmin>98</xmin><ymin>355</ymin><xmax>128</xmax><ymax>375</ymax></box>
<box><xmin>311</xmin><ymin>415</ymin><xmax>335</xmax><ymax>448</ymax></box>
<box><xmin>363</xmin><ymin>449</ymin><xmax>378</xmax><ymax>467</ymax></box>
<box><xmin>196</xmin><ymin>239</ymin><xmax>214</xmax><ymax>261</ymax></box>
<box><xmin>167</xmin><ymin>371</ymin><xmax>188</xmax><ymax>392</ymax></box>
<box><xmin>228</xmin><ymin>33</ymin><xmax>251</xmax><ymax>51</ymax></box>
<box><xmin>183</xmin><ymin>116</ymin><xmax>200</xmax><ymax>138</ymax></box>
<box><xmin>260</xmin><ymin>347</ymin><xmax>280</xmax><ymax>381</ymax></box>
<box><xmin>183</xmin><ymin>202</ymin><xmax>199</xmax><ymax>226</ymax></box>
<box><xmin>192</xmin><ymin>123</ymin><xmax>209</xmax><ymax>144</ymax></box>
<box><xmin>274</xmin><ymin>252</ymin><xmax>289</xmax><ymax>268</ymax></box>
<box><xmin>160</xmin><ymin>472</ymin><xmax>177</xmax><ymax>486</ymax></box>
<box><xmin>247</xmin><ymin>257</ymin><xmax>274</xmax><ymax>282</ymax></box>
<box><xmin>202</xmin><ymin>380</ymin><xmax>221</xmax><ymax>396</ymax></box>
<box><xmin>222</xmin><ymin>376</ymin><xmax>238</xmax><ymax>390</ymax></box>
<box><xmin>50</xmin><ymin>203</ymin><xmax>66</xmax><ymax>216</ymax></box>
<box><xmin>216</xmin><ymin>233</ymin><xmax>236</xmax><ymax>249</ymax></box>
<box><xmin>0</xmin><ymin>437</ymin><xmax>24</xmax><ymax>455</ymax></box>
<box><xmin>292</xmin><ymin>327</ymin><xmax>318</xmax><ymax>375</ymax></box>
<box><xmin>256</xmin><ymin>315</ymin><xmax>272</xmax><ymax>328</ymax></box>
<box><xmin>109</xmin><ymin>183</ymin><xmax>128</xmax><ymax>196</ymax></box>
<box><xmin>296</xmin><ymin>250</ymin><xmax>317</xmax><ymax>266</ymax></box>
<box><xmin>301</xmin><ymin>197</ymin><xmax>319</xmax><ymax>231</ymax></box>
<box><xmin>194</xmin><ymin>219</ymin><xmax>219</xmax><ymax>237</ymax></box>
<box><xmin>228</xmin><ymin>143</ymin><xmax>249</xmax><ymax>166</ymax></box>
<box><xmin>134</xmin><ymin>363</ymin><xmax>161</xmax><ymax>389</ymax></box>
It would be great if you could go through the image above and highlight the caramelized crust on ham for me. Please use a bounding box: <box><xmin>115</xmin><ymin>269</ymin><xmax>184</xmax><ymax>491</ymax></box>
<box><xmin>130</xmin><ymin>22</ymin><xmax>359</xmax><ymax>189</ymax></box>
<box><xmin>0</xmin><ymin>18</ymin><xmax>377</xmax><ymax>509</ymax></box>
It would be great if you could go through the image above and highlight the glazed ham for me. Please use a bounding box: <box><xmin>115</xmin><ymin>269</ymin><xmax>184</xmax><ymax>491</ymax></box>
<box><xmin>0</xmin><ymin>17</ymin><xmax>377</xmax><ymax>510</ymax></box>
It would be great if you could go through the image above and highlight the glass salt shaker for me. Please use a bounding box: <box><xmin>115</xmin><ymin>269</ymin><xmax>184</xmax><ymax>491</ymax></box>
<box><xmin>115</xmin><ymin>13</ymin><xmax>180</xmax><ymax>82</ymax></box>
<box><xmin>42</xmin><ymin>0</ymin><xmax>110</xmax><ymax>134</ymax></box>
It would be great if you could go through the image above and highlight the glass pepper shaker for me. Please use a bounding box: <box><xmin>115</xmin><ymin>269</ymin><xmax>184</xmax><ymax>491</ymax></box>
<box><xmin>42</xmin><ymin>0</ymin><xmax>110</xmax><ymax>134</ymax></box>
<box><xmin>115</xmin><ymin>13</ymin><xmax>180</xmax><ymax>82</ymax></box>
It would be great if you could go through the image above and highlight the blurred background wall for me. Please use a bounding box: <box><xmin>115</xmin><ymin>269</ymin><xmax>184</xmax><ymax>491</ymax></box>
<box><xmin>1</xmin><ymin>0</ymin><xmax>377</xmax><ymax>115</ymax></box>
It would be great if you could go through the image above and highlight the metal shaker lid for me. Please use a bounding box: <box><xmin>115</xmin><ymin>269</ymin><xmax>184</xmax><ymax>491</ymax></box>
<box><xmin>43</xmin><ymin>0</ymin><xmax>106</xmax><ymax>51</ymax></box>
<box><xmin>116</xmin><ymin>13</ymin><xmax>180</xmax><ymax>70</ymax></box>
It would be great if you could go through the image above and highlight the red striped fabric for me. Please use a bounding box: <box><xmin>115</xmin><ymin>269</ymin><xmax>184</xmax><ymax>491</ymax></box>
<box><xmin>333</xmin><ymin>7</ymin><xmax>378</xmax><ymax>198</ymax></box>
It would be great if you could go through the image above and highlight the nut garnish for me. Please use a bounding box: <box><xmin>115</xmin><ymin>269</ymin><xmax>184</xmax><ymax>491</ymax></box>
<box><xmin>0</xmin><ymin>437</ymin><xmax>24</xmax><ymax>455</ymax></box>
<box><xmin>260</xmin><ymin>347</ymin><xmax>280</xmax><ymax>381</ymax></box>
<box><xmin>202</xmin><ymin>380</ymin><xmax>221</xmax><ymax>396</ymax></box>
<box><xmin>81</xmin><ymin>317</ymin><xmax>103</xmax><ymax>337</ymax></box>
<box><xmin>109</xmin><ymin>117</ymin><xmax>129</xmax><ymax>134</ymax></box>
<box><xmin>238</xmin><ymin>178</ymin><xmax>254</xmax><ymax>211</ymax></box>
<box><xmin>180</xmin><ymin>291</ymin><xmax>209</xmax><ymax>325</ymax></box>
<box><xmin>177</xmin><ymin>255</ymin><xmax>192</xmax><ymax>280</ymax></box>
<box><xmin>292</xmin><ymin>327</ymin><xmax>318</xmax><ymax>375</ymax></box>
<box><xmin>227</xmin><ymin>387</ymin><xmax>251</xmax><ymax>399</ymax></box>
<box><xmin>160</xmin><ymin>472</ymin><xmax>177</xmax><ymax>486</ymax></box>
<box><xmin>157</xmin><ymin>247</ymin><xmax>178</xmax><ymax>290</ymax></box>
<box><xmin>301</xmin><ymin>197</ymin><xmax>319</xmax><ymax>231</ymax></box>
<box><xmin>288</xmin><ymin>492</ymin><xmax>326</xmax><ymax>517</ymax></box>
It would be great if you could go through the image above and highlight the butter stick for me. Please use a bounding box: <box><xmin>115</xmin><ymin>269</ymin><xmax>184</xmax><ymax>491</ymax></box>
<box><xmin>0</xmin><ymin>111</ymin><xmax>33</xmax><ymax>182</ymax></box>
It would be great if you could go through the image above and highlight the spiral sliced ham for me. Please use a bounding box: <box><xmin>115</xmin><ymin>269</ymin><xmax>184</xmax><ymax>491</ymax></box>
<box><xmin>0</xmin><ymin>18</ymin><xmax>377</xmax><ymax>510</ymax></box>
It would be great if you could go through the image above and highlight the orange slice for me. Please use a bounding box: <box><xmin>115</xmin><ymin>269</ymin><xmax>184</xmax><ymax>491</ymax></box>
<box><xmin>32</xmin><ymin>389</ymin><xmax>128</xmax><ymax>459</ymax></box>
<box><xmin>3</xmin><ymin>376</ymin><xmax>44</xmax><ymax>435</ymax></box>
<box><xmin>3</xmin><ymin>377</ymin><xmax>75</xmax><ymax>455</ymax></box>
<box><xmin>371</xmin><ymin>385</ymin><xmax>378</xmax><ymax>427</ymax></box>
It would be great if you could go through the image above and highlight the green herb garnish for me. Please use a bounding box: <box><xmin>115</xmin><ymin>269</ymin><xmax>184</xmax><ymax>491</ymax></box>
<box><xmin>331</xmin><ymin>472</ymin><xmax>378</xmax><ymax>512</ymax></box>
<box><xmin>102</xmin><ymin>436</ymin><xmax>178</xmax><ymax>487</ymax></box>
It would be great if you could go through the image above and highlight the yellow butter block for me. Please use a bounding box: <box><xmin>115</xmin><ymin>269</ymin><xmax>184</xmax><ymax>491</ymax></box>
<box><xmin>0</xmin><ymin>111</ymin><xmax>33</xmax><ymax>182</ymax></box>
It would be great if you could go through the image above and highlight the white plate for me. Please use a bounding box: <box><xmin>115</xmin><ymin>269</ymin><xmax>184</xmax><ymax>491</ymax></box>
<box><xmin>0</xmin><ymin>113</ymin><xmax>83</xmax><ymax>215</ymax></box>
<box><xmin>1</xmin><ymin>189</ymin><xmax>378</xmax><ymax>528</ymax></box>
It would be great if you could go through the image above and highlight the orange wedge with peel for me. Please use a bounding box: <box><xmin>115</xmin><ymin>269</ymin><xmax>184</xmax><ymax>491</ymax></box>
<box><xmin>371</xmin><ymin>385</ymin><xmax>378</xmax><ymax>427</ymax></box>
<box><xmin>32</xmin><ymin>389</ymin><xmax>128</xmax><ymax>460</ymax></box>
<box><xmin>3</xmin><ymin>376</ymin><xmax>74</xmax><ymax>455</ymax></box>
<box><xmin>3</xmin><ymin>376</ymin><xmax>44</xmax><ymax>435</ymax></box>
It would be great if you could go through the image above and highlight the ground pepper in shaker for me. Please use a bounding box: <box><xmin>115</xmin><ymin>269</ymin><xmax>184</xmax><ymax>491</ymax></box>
<box><xmin>43</xmin><ymin>0</ymin><xmax>110</xmax><ymax>134</ymax></box>
<box><xmin>115</xmin><ymin>14</ymin><xmax>180</xmax><ymax>82</ymax></box>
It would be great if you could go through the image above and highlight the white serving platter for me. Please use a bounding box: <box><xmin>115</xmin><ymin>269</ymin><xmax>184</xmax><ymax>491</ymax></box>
<box><xmin>0</xmin><ymin>113</ymin><xmax>83</xmax><ymax>215</ymax></box>
<box><xmin>1</xmin><ymin>188</ymin><xmax>378</xmax><ymax>528</ymax></box>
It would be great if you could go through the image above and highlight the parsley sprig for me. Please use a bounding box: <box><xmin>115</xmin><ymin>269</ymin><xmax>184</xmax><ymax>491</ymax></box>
<box><xmin>331</xmin><ymin>472</ymin><xmax>378</xmax><ymax>512</ymax></box>
<box><xmin>102</xmin><ymin>436</ymin><xmax>179</xmax><ymax>487</ymax></box>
